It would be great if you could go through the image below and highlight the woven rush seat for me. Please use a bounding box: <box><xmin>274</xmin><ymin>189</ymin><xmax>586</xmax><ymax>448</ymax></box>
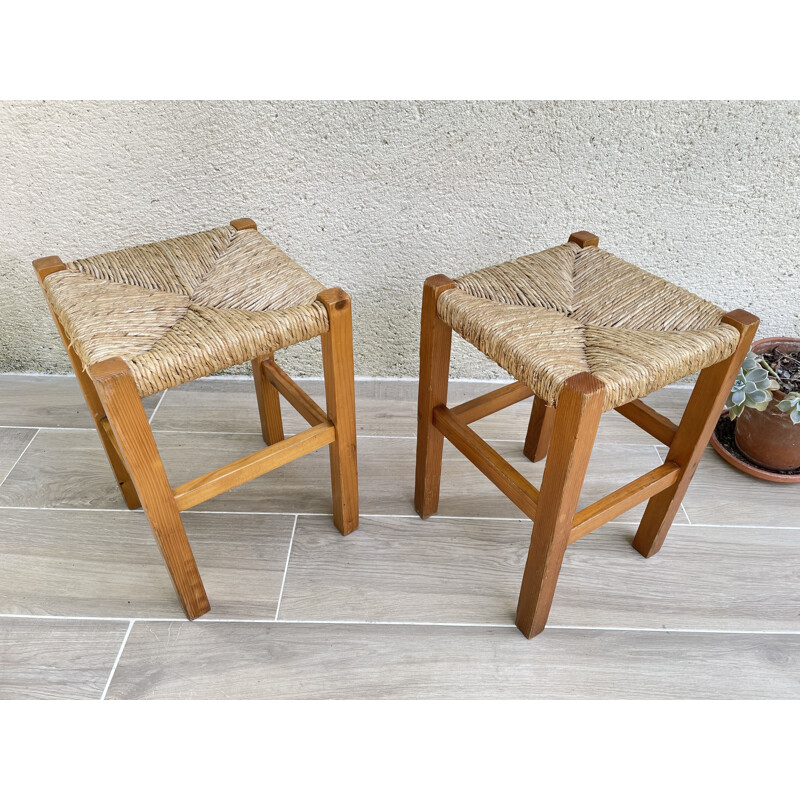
<box><xmin>437</xmin><ymin>241</ymin><xmax>740</xmax><ymax>411</ymax></box>
<box><xmin>41</xmin><ymin>221</ymin><xmax>330</xmax><ymax>396</ymax></box>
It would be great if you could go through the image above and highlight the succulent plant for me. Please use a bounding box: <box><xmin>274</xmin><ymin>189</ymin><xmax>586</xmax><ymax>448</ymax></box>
<box><xmin>726</xmin><ymin>351</ymin><xmax>800</xmax><ymax>424</ymax></box>
<box><xmin>726</xmin><ymin>353</ymin><xmax>780</xmax><ymax>419</ymax></box>
<box><xmin>776</xmin><ymin>393</ymin><xmax>800</xmax><ymax>424</ymax></box>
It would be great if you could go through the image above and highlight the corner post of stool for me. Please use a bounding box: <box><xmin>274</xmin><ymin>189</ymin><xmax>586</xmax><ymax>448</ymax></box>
<box><xmin>89</xmin><ymin>357</ymin><xmax>210</xmax><ymax>619</ymax></box>
<box><xmin>230</xmin><ymin>218</ymin><xmax>258</xmax><ymax>231</ymax></box>
<box><xmin>516</xmin><ymin>372</ymin><xmax>605</xmax><ymax>638</ymax></box>
<box><xmin>317</xmin><ymin>288</ymin><xmax>359</xmax><ymax>535</ymax></box>
<box><xmin>568</xmin><ymin>231</ymin><xmax>600</xmax><ymax>248</ymax></box>
<box><xmin>523</xmin><ymin>397</ymin><xmax>556</xmax><ymax>463</ymax></box>
<box><xmin>252</xmin><ymin>353</ymin><xmax>285</xmax><ymax>445</ymax></box>
<box><xmin>414</xmin><ymin>274</ymin><xmax>457</xmax><ymax>519</ymax></box>
<box><xmin>632</xmin><ymin>308</ymin><xmax>760</xmax><ymax>558</ymax></box>
<box><xmin>33</xmin><ymin>256</ymin><xmax>142</xmax><ymax>510</ymax></box>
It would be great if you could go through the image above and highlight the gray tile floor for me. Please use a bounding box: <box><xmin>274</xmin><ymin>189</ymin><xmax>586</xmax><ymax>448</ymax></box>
<box><xmin>0</xmin><ymin>374</ymin><xmax>798</xmax><ymax>699</ymax></box>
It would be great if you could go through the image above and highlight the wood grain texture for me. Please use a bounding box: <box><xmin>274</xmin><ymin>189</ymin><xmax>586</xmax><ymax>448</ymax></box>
<box><xmin>145</xmin><ymin>376</ymin><xmax>692</xmax><ymax>443</ymax></box>
<box><xmin>0</xmin><ymin>618</ymin><xmax>127</xmax><ymax>700</ymax></box>
<box><xmin>105</xmin><ymin>621</ymin><xmax>800</xmax><ymax>700</ymax></box>
<box><xmin>260</xmin><ymin>357</ymin><xmax>328</xmax><ymax>426</ymax></box>
<box><xmin>172</xmin><ymin>422</ymin><xmax>335</xmax><ymax>511</ymax></box>
<box><xmin>0</xmin><ymin>375</ymin><xmax>162</xmax><ymax>429</ymax></box>
<box><xmin>252</xmin><ymin>354</ymin><xmax>284</xmax><ymax>445</ymax></box>
<box><xmin>318</xmin><ymin>288</ymin><xmax>359</xmax><ymax>535</ymax></box>
<box><xmin>633</xmin><ymin>310</ymin><xmax>759</xmax><ymax>557</ymax></box>
<box><xmin>278</xmin><ymin>515</ymin><xmax>800</xmax><ymax>631</ymax></box>
<box><xmin>523</xmin><ymin>396</ymin><xmax>555</xmax><ymax>462</ymax></box>
<box><xmin>90</xmin><ymin>358</ymin><xmax>209</xmax><ymax>619</ymax></box>
<box><xmin>0</xmin><ymin>428</ymin><xmax>36</xmax><ymax>484</ymax></box>
<box><xmin>449</xmin><ymin>381</ymin><xmax>533</xmax><ymax>425</ymax></box>
<box><xmin>569</xmin><ymin>463</ymin><xmax>680</xmax><ymax>543</ymax></box>
<box><xmin>415</xmin><ymin>274</ymin><xmax>456</xmax><ymax>518</ymax></box>
<box><xmin>0</xmin><ymin>429</ymin><xmax>669</xmax><ymax>521</ymax></box>
<box><xmin>516</xmin><ymin>372</ymin><xmax>606</xmax><ymax>638</ymax></box>
<box><xmin>658</xmin><ymin>443</ymin><xmax>800</xmax><ymax>527</ymax></box>
<box><xmin>433</xmin><ymin>404</ymin><xmax>539</xmax><ymax>519</ymax></box>
<box><xmin>614</xmin><ymin>399</ymin><xmax>678</xmax><ymax>446</ymax></box>
<box><xmin>0</xmin><ymin>509</ymin><xmax>295</xmax><ymax>619</ymax></box>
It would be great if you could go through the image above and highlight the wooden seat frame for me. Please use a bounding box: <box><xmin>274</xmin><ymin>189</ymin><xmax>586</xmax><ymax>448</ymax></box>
<box><xmin>414</xmin><ymin>231</ymin><xmax>759</xmax><ymax>639</ymax></box>
<box><xmin>34</xmin><ymin>219</ymin><xmax>359</xmax><ymax>620</ymax></box>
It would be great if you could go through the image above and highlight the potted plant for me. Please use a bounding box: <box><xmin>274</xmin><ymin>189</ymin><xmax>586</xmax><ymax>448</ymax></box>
<box><xmin>722</xmin><ymin>337</ymin><xmax>800</xmax><ymax>473</ymax></box>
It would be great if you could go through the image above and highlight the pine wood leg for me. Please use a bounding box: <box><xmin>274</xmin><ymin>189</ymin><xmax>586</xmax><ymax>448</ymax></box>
<box><xmin>516</xmin><ymin>373</ymin><xmax>605</xmax><ymax>638</ymax></box>
<box><xmin>252</xmin><ymin>354</ymin><xmax>285</xmax><ymax>445</ymax></box>
<box><xmin>632</xmin><ymin>309</ymin><xmax>760</xmax><ymax>558</ymax></box>
<box><xmin>414</xmin><ymin>275</ymin><xmax>457</xmax><ymax>519</ymax></box>
<box><xmin>523</xmin><ymin>396</ymin><xmax>556</xmax><ymax>463</ymax></box>
<box><xmin>90</xmin><ymin>357</ymin><xmax>210</xmax><ymax>619</ymax></box>
<box><xmin>318</xmin><ymin>289</ymin><xmax>359</xmax><ymax>535</ymax></box>
<box><xmin>33</xmin><ymin>257</ymin><xmax>140</xmax><ymax>509</ymax></box>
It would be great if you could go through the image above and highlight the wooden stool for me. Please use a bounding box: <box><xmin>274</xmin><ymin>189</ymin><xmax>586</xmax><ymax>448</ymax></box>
<box><xmin>34</xmin><ymin>218</ymin><xmax>358</xmax><ymax>620</ymax></box>
<box><xmin>414</xmin><ymin>231</ymin><xmax>758</xmax><ymax>639</ymax></box>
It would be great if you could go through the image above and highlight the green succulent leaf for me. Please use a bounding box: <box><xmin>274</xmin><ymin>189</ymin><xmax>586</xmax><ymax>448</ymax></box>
<box><xmin>742</xmin><ymin>354</ymin><xmax>759</xmax><ymax>370</ymax></box>
<box><xmin>748</xmin><ymin>368</ymin><xmax>768</xmax><ymax>383</ymax></box>
<box><xmin>776</xmin><ymin>398</ymin><xmax>795</xmax><ymax>412</ymax></box>
<box><xmin>791</xmin><ymin>408</ymin><xmax>800</xmax><ymax>425</ymax></box>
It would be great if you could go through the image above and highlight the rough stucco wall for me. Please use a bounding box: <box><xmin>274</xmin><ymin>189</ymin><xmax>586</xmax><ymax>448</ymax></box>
<box><xmin>1</xmin><ymin>100</ymin><xmax>798</xmax><ymax>380</ymax></box>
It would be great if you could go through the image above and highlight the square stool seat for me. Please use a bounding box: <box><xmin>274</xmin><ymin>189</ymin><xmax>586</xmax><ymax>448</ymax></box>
<box><xmin>437</xmin><ymin>237</ymin><xmax>741</xmax><ymax>411</ymax></box>
<box><xmin>39</xmin><ymin>219</ymin><xmax>330</xmax><ymax>397</ymax></box>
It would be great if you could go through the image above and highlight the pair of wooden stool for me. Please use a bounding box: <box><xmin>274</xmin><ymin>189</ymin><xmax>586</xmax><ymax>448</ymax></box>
<box><xmin>35</xmin><ymin>221</ymin><xmax>757</xmax><ymax>638</ymax></box>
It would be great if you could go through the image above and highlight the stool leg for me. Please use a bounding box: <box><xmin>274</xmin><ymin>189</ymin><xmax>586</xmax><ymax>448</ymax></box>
<box><xmin>252</xmin><ymin>354</ymin><xmax>284</xmax><ymax>445</ymax></box>
<box><xmin>523</xmin><ymin>396</ymin><xmax>556</xmax><ymax>462</ymax></box>
<box><xmin>33</xmin><ymin>257</ymin><xmax>140</xmax><ymax>510</ymax></box>
<box><xmin>516</xmin><ymin>373</ymin><xmax>605</xmax><ymax>638</ymax></box>
<box><xmin>414</xmin><ymin>275</ymin><xmax>457</xmax><ymax>519</ymax></box>
<box><xmin>633</xmin><ymin>309</ymin><xmax>759</xmax><ymax>558</ymax></box>
<box><xmin>318</xmin><ymin>289</ymin><xmax>359</xmax><ymax>535</ymax></box>
<box><xmin>90</xmin><ymin>357</ymin><xmax>210</xmax><ymax>620</ymax></box>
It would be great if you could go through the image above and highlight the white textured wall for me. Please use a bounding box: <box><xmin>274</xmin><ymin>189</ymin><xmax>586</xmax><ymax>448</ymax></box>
<box><xmin>1</xmin><ymin>101</ymin><xmax>798</xmax><ymax>379</ymax></box>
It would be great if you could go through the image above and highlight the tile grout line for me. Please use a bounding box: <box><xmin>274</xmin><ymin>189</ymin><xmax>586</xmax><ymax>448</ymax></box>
<box><xmin>1</xmin><ymin>612</ymin><xmax>798</xmax><ymax>637</ymax></box>
<box><xmin>0</xmin><ymin>504</ymin><xmax>797</xmax><ymax>530</ymax></box>
<box><xmin>274</xmin><ymin>514</ymin><xmax>298</xmax><ymax>620</ymax></box>
<box><xmin>100</xmin><ymin>619</ymin><xmax>134</xmax><ymax>701</ymax></box>
<box><xmin>147</xmin><ymin>390</ymin><xmax>168</xmax><ymax>424</ymax></box>
<box><xmin>0</xmin><ymin>428</ymin><xmax>39</xmax><ymax>489</ymax></box>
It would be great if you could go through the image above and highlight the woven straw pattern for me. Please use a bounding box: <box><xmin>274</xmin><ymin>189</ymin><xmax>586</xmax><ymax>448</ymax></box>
<box><xmin>438</xmin><ymin>243</ymin><xmax>740</xmax><ymax>411</ymax></box>
<box><xmin>44</xmin><ymin>225</ymin><xmax>329</xmax><ymax>396</ymax></box>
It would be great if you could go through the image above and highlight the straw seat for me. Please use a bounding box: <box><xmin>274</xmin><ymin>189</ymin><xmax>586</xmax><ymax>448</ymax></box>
<box><xmin>437</xmin><ymin>241</ymin><xmax>741</xmax><ymax>411</ymax></box>
<box><xmin>41</xmin><ymin>221</ymin><xmax>330</xmax><ymax>397</ymax></box>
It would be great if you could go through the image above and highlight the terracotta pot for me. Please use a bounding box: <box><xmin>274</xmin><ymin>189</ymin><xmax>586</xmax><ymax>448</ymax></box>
<box><xmin>734</xmin><ymin>337</ymin><xmax>800</xmax><ymax>471</ymax></box>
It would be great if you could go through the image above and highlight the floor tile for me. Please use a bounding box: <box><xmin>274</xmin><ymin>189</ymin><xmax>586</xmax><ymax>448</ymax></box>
<box><xmin>0</xmin><ymin>509</ymin><xmax>295</xmax><ymax>619</ymax></box>
<box><xmin>0</xmin><ymin>428</ymin><xmax>671</xmax><ymax>523</ymax></box>
<box><xmin>0</xmin><ymin>375</ymin><xmax>162</xmax><ymax>428</ymax></box>
<box><xmin>0</xmin><ymin>428</ymin><xmax>37</xmax><ymax>483</ymax></box>
<box><xmin>0</xmin><ymin>617</ymin><xmax>127</xmax><ymax>700</ymax></box>
<box><xmin>105</xmin><ymin>621</ymin><xmax>800</xmax><ymax>700</ymax></box>
<box><xmin>659</xmin><ymin>445</ymin><xmax>800</xmax><ymax>528</ymax></box>
<box><xmin>279</xmin><ymin>515</ymin><xmax>800</xmax><ymax>631</ymax></box>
